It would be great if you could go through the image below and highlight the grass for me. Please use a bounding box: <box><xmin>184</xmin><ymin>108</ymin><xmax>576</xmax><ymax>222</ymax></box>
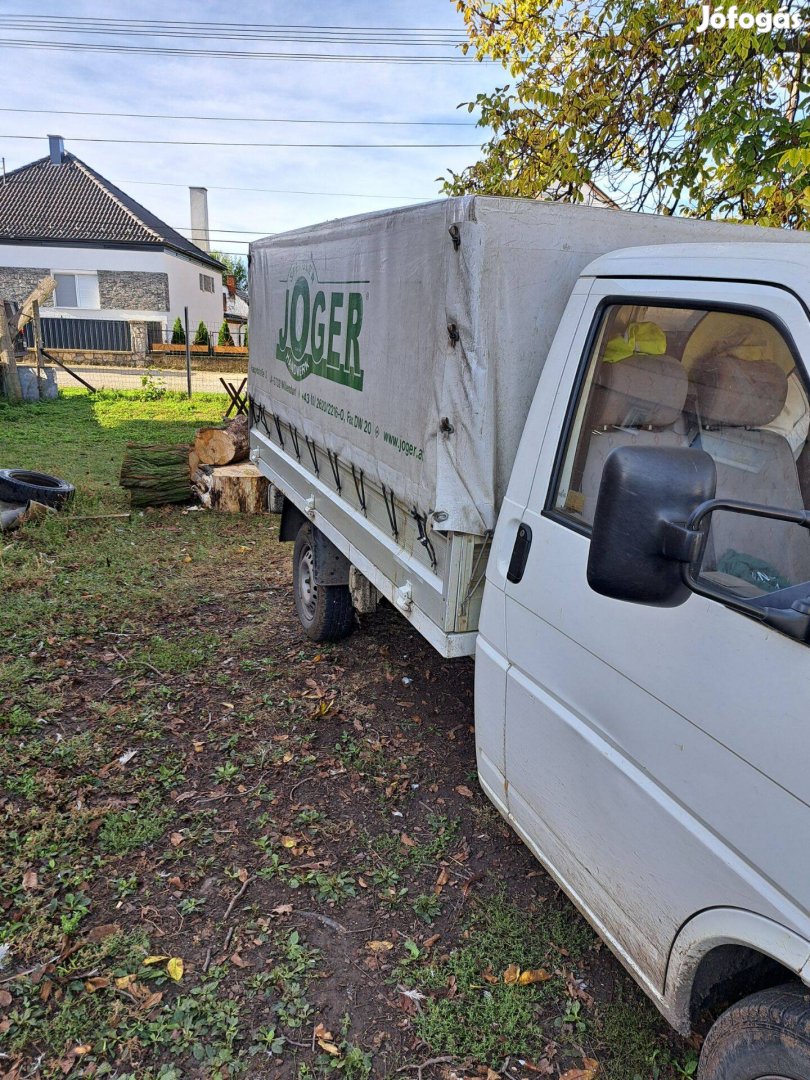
<box><xmin>0</xmin><ymin>391</ymin><xmax>698</xmax><ymax>1079</ymax></box>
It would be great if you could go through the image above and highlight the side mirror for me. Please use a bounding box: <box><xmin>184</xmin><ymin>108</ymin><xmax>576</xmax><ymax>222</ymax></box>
<box><xmin>587</xmin><ymin>446</ymin><xmax>717</xmax><ymax>606</ymax></box>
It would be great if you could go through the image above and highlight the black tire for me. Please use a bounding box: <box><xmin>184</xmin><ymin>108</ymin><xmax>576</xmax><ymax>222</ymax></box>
<box><xmin>699</xmin><ymin>982</ymin><xmax>810</xmax><ymax>1079</ymax></box>
<box><xmin>292</xmin><ymin>524</ymin><xmax>354</xmax><ymax>642</ymax></box>
<box><xmin>0</xmin><ymin>468</ymin><xmax>75</xmax><ymax>509</ymax></box>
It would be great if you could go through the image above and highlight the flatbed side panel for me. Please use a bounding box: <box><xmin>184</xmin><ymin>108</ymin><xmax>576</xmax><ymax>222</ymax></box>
<box><xmin>252</xmin><ymin>428</ymin><xmax>477</xmax><ymax>658</ymax></box>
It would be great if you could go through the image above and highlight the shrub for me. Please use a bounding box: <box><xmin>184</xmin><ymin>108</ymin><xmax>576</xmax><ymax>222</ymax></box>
<box><xmin>193</xmin><ymin>321</ymin><xmax>210</xmax><ymax>346</ymax></box>
<box><xmin>217</xmin><ymin>321</ymin><xmax>234</xmax><ymax>347</ymax></box>
<box><xmin>170</xmin><ymin>317</ymin><xmax>185</xmax><ymax>345</ymax></box>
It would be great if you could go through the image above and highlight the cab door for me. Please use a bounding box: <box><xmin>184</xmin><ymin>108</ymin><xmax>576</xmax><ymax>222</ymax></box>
<box><xmin>494</xmin><ymin>276</ymin><xmax>810</xmax><ymax>999</ymax></box>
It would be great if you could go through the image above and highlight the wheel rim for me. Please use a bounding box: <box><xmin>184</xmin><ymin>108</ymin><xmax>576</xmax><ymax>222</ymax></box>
<box><xmin>298</xmin><ymin>544</ymin><xmax>318</xmax><ymax>620</ymax></box>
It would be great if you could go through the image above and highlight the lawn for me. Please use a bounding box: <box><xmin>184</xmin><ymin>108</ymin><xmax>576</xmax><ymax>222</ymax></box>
<box><xmin>0</xmin><ymin>391</ymin><xmax>699</xmax><ymax>1079</ymax></box>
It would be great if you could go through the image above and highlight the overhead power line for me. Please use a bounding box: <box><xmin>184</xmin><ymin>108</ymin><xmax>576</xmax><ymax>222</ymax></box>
<box><xmin>1</xmin><ymin>134</ymin><xmax>481</xmax><ymax>148</ymax></box>
<box><xmin>0</xmin><ymin>39</ymin><xmax>487</xmax><ymax>64</ymax></box>
<box><xmin>5</xmin><ymin>15</ymin><xmax>465</xmax><ymax>42</ymax></box>
<box><xmin>0</xmin><ymin>106</ymin><xmax>477</xmax><ymax>128</ymax></box>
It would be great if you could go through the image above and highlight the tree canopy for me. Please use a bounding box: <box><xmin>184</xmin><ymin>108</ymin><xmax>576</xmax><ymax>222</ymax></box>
<box><xmin>444</xmin><ymin>1</ymin><xmax>810</xmax><ymax>226</ymax></box>
<box><xmin>210</xmin><ymin>251</ymin><xmax>248</xmax><ymax>290</ymax></box>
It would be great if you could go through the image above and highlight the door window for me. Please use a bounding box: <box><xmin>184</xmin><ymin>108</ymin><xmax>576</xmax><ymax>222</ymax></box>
<box><xmin>551</xmin><ymin>301</ymin><xmax>810</xmax><ymax>595</ymax></box>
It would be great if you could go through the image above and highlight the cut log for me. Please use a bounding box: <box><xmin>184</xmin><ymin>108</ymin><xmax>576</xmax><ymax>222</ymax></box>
<box><xmin>192</xmin><ymin>461</ymin><xmax>269</xmax><ymax>513</ymax></box>
<box><xmin>193</xmin><ymin>414</ymin><xmax>249</xmax><ymax>466</ymax></box>
<box><xmin>120</xmin><ymin>443</ymin><xmax>192</xmax><ymax>508</ymax></box>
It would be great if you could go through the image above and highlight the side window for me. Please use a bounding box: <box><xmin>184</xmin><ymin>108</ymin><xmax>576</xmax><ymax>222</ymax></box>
<box><xmin>552</xmin><ymin>301</ymin><xmax>810</xmax><ymax>595</ymax></box>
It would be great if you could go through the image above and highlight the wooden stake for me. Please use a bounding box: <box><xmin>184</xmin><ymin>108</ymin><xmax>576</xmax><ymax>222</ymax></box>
<box><xmin>0</xmin><ymin>300</ymin><xmax>22</xmax><ymax>404</ymax></box>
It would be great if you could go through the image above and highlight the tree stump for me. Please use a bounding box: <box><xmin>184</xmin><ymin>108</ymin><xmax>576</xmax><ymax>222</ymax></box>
<box><xmin>193</xmin><ymin>414</ymin><xmax>249</xmax><ymax>466</ymax></box>
<box><xmin>192</xmin><ymin>462</ymin><xmax>269</xmax><ymax>513</ymax></box>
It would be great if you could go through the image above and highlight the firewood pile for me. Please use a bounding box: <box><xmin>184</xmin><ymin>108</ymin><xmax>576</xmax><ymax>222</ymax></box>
<box><xmin>190</xmin><ymin>414</ymin><xmax>269</xmax><ymax>513</ymax></box>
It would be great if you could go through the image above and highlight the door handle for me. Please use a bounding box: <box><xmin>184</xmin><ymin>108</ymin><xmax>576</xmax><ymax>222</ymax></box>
<box><xmin>507</xmin><ymin>523</ymin><xmax>532</xmax><ymax>584</ymax></box>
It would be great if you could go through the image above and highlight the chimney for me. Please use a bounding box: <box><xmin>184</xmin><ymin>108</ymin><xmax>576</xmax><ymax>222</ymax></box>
<box><xmin>189</xmin><ymin>186</ymin><xmax>210</xmax><ymax>253</ymax></box>
<box><xmin>48</xmin><ymin>135</ymin><xmax>64</xmax><ymax>165</ymax></box>
<box><xmin>226</xmin><ymin>275</ymin><xmax>236</xmax><ymax>297</ymax></box>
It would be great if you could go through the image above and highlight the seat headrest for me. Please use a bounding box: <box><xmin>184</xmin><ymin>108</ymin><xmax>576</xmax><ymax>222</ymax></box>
<box><xmin>690</xmin><ymin>354</ymin><xmax>787</xmax><ymax>427</ymax></box>
<box><xmin>591</xmin><ymin>353</ymin><xmax>688</xmax><ymax>429</ymax></box>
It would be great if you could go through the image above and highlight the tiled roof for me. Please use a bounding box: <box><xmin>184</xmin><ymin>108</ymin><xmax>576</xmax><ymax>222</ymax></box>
<box><xmin>0</xmin><ymin>152</ymin><xmax>223</xmax><ymax>270</ymax></box>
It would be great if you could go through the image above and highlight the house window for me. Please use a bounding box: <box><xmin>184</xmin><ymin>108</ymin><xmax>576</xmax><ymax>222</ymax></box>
<box><xmin>53</xmin><ymin>272</ymin><xmax>100</xmax><ymax>309</ymax></box>
<box><xmin>199</xmin><ymin>274</ymin><xmax>215</xmax><ymax>293</ymax></box>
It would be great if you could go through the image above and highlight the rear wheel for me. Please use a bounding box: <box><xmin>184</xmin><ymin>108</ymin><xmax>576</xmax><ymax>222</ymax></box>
<box><xmin>292</xmin><ymin>524</ymin><xmax>354</xmax><ymax>642</ymax></box>
<box><xmin>698</xmin><ymin>982</ymin><xmax>810</xmax><ymax>1079</ymax></box>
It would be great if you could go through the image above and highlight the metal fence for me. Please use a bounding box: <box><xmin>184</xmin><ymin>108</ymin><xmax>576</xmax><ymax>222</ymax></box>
<box><xmin>22</xmin><ymin>317</ymin><xmax>132</xmax><ymax>352</ymax></box>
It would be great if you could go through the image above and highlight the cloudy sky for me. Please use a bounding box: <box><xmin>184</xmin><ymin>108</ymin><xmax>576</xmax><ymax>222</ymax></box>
<box><xmin>0</xmin><ymin>2</ymin><xmax>501</xmax><ymax>265</ymax></box>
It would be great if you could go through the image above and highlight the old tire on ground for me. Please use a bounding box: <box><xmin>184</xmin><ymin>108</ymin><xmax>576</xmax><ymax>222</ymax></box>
<box><xmin>698</xmin><ymin>982</ymin><xmax>810</xmax><ymax>1079</ymax></box>
<box><xmin>0</xmin><ymin>468</ymin><xmax>75</xmax><ymax>509</ymax></box>
<box><xmin>293</xmin><ymin>523</ymin><xmax>354</xmax><ymax>642</ymax></box>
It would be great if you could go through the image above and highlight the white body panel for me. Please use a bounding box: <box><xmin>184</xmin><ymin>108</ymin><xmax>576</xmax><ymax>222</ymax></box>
<box><xmin>479</xmin><ymin>248</ymin><xmax>810</xmax><ymax>1030</ymax></box>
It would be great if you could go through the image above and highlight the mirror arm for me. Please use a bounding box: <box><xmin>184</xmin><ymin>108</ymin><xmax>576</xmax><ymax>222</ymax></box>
<box><xmin>686</xmin><ymin>498</ymin><xmax>810</xmax><ymax>532</ymax></box>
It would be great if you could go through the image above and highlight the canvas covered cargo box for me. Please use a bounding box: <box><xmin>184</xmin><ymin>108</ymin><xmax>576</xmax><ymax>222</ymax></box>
<box><xmin>249</xmin><ymin>195</ymin><xmax>799</xmax><ymax>536</ymax></box>
<box><xmin>248</xmin><ymin>196</ymin><xmax>806</xmax><ymax>654</ymax></box>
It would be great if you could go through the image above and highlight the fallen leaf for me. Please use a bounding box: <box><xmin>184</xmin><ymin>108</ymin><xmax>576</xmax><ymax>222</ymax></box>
<box><xmin>73</xmin><ymin>1046</ymin><xmax>91</xmax><ymax>1056</ymax></box>
<box><xmin>281</xmin><ymin>836</ymin><xmax>298</xmax><ymax>849</ymax></box>
<box><xmin>192</xmin><ymin>740</ymin><xmax>204</xmax><ymax>753</ymax></box>
<box><xmin>560</xmin><ymin>1060</ymin><xmax>599</xmax><ymax>1080</ymax></box>
<box><xmin>502</xmin><ymin>963</ymin><xmax>521</xmax><ymax>985</ymax></box>
<box><xmin>237</xmin><ymin>867</ymin><xmax>249</xmax><ymax>883</ymax></box>
<box><xmin>481</xmin><ymin>965</ymin><xmax>499</xmax><ymax>984</ymax></box>
<box><xmin>518</xmin><ymin>968</ymin><xmax>552</xmax><ymax>985</ymax></box>
<box><xmin>142</xmin><ymin>955</ymin><xmax>170</xmax><ymax>966</ymax></box>
<box><xmin>0</xmin><ymin>989</ymin><xmax>11</xmax><ymax>1008</ymax></box>
<box><xmin>455</xmin><ymin>784</ymin><xmax>474</xmax><ymax>799</ymax></box>
<box><xmin>85</xmin><ymin>923</ymin><xmax>119</xmax><ymax>943</ymax></box>
<box><xmin>422</xmin><ymin>934</ymin><xmax>440</xmax><ymax>949</ymax></box>
<box><xmin>166</xmin><ymin>957</ymin><xmax>184</xmax><ymax>981</ymax></box>
<box><xmin>84</xmin><ymin>977</ymin><xmax>109</xmax><ymax>993</ymax></box>
<box><xmin>366</xmin><ymin>940</ymin><xmax>394</xmax><ymax>953</ymax></box>
<box><xmin>22</xmin><ymin>870</ymin><xmax>38</xmax><ymax>891</ymax></box>
<box><xmin>230</xmin><ymin>952</ymin><xmax>248</xmax><ymax>968</ymax></box>
<box><xmin>115</xmin><ymin>975</ymin><xmax>136</xmax><ymax>990</ymax></box>
<box><xmin>271</xmin><ymin>904</ymin><xmax>293</xmax><ymax>915</ymax></box>
<box><xmin>400</xmin><ymin>833</ymin><xmax>416</xmax><ymax>847</ymax></box>
<box><xmin>141</xmin><ymin>990</ymin><xmax>164</xmax><ymax>1010</ymax></box>
<box><xmin>168</xmin><ymin>876</ymin><xmax>183</xmax><ymax>890</ymax></box>
<box><xmin>169</xmin><ymin>832</ymin><xmax>184</xmax><ymax>847</ymax></box>
<box><xmin>434</xmin><ymin>867</ymin><xmax>450</xmax><ymax>893</ymax></box>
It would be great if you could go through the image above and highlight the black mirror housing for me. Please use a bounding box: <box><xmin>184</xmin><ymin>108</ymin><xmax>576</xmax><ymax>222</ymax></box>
<box><xmin>587</xmin><ymin>446</ymin><xmax>717</xmax><ymax>607</ymax></box>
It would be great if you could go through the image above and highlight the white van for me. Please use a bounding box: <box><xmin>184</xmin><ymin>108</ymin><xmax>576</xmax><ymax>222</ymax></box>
<box><xmin>249</xmin><ymin>197</ymin><xmax>810</xmax><ymax>1078</ymax></box>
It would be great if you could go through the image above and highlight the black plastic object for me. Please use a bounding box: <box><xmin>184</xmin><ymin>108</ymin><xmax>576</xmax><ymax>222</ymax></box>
<box><xmin>507</xmin><ymin>523</ymin><xmax>533</xmax><ymax>584</ymax></box>
<box><xmin>0</xmin><ymin>468</ymin><xmax>75</xmax><ymax>509</ymax></box>
<box><xmin>587</xmin><ymin>447</ymin><xmax>716</xmax><ymax>607</ymax></box>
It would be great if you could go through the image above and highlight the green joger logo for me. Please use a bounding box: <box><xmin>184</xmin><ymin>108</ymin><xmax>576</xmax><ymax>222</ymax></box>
<box><xmin>276</xmin><ymin>260</ymin><xmax>365</xmax><ymax>392</ymax></box>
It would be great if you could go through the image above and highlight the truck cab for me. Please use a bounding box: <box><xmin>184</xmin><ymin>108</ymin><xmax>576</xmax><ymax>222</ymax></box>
<box><xmin>478</xmin><ymin>242</ymin><xmax>810</xmax><ymax>1073</ymax></box>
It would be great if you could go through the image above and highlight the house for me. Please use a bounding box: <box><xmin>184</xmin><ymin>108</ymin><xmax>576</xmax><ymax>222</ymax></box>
<box><xmin>0</xmin><ymin>136</ymin><xmax>225</xmax><ymax>342</ymax></box>
<box><xmin>223</xmin><ymin>275</ymin><xmax>249</xmax><ymax>345</ymax></box>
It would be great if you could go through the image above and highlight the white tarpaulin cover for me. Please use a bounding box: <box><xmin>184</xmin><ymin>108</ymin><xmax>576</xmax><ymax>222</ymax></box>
<box><xmin>249</xmin><ymin>196</ymin><xmax>804</xmax><ymax>535</ymax></box>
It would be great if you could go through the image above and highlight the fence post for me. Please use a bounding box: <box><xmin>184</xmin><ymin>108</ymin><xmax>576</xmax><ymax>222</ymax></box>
<box><xmin>184</xmin><ymin>306</ymin><xmax>191</xmax><ymax>398</ymax></box>
<box><xmin>129</xmin><ymin>321</ymin><xmax>149</xmax><ymax>368</ymax></box>
<box><xmin>1</xmin><ymin>300</ymin><xmax>23</xmax><ymax>404</ymax></box>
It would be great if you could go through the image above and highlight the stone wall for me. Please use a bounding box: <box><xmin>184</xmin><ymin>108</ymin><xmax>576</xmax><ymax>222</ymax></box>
<box><xmin>98</xmin><ymin>270</ymin><xmax>169</xmax><ymax>311</ymax></box>
<box><xmin>0</xmin><ymin>265</ymin><xmax>169</xmax><ymax>311</ymax></box>
<box><xmin>0</xmin><ymin>267</ymin><xmax>50</xmax><ymax>305</ymax></box>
